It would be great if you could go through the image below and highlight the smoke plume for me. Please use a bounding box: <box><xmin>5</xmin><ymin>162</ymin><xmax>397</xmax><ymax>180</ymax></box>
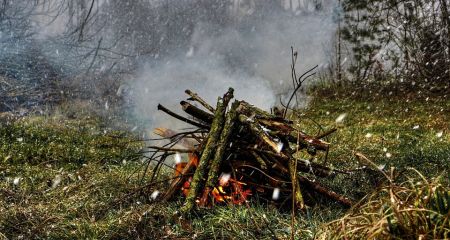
<box><xmin>131</xmin><ymin>1</ymin><xmax>338</xmax><ymax>129</ymax></box>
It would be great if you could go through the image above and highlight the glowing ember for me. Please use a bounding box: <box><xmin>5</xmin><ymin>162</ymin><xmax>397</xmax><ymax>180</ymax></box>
<box><xmin>174</xmin><ymin>162</ymin><xmax>187</xmax><ymax>177</ymax></box>
<box><xmin>212</xmin><ymin>187</ymin><xmax>225</xmax><ymax>202</ymax></box>
<box><xmin>182</xmin><ymin>178</ymin><xmax>191</xmax><ymax>196</ymax></box>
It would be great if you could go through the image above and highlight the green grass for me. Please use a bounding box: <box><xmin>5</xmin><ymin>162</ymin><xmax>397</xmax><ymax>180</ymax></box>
<box><xmin>316</xmin><ymin>171</ymin><xmax>449</xmax><ymax>239</ymax></box>
<box><xmin>295</xmin><ymin>93</ymin><xmax>450</xmax><ymax>199</ymax></box>
<box><xmin>0</xmin><ymin>91</ymin><xmax>448</xmax><ymax>239</ymax></box>
<box><xmin>0</xmin><ymin>116</ymin><xmax>146</xmax><ymax>239</ymax></box>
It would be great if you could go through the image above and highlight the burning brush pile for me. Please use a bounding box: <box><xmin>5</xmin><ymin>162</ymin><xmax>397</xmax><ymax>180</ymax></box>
<box><xmin>149</xmin><ymin>88</ymin><xmax>352</xmax><ymax>214</ymax></box>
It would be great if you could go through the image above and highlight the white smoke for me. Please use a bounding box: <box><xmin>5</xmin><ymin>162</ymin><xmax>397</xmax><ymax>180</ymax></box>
<box><xmin>131</xmin><ymin>3</ymin><xmax>337</xmax><ymax>129</ymax></box>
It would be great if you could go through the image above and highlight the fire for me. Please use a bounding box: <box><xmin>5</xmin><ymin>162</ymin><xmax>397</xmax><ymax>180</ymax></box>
<box><xmin>176</xmin><ymin>154</ymin><xmax>252</xmax><ymax>205</ymax></box>
<box><xmin>176</xmin><ymin>153</ymin><xmax>199</xmax><ymax>196</ymax></box>
<box><xmin>210</xmin><ymin>178</ymin><xmax>251</xmax><ymax>205</ymax></box>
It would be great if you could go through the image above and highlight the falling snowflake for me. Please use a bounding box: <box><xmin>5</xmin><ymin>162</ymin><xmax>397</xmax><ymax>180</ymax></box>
<box><xmin>52</xmin><ymin>175</ymin><xmax>62</xmax><ymax>188</ymax></box>
<box><xmin>13</xmin><ymin>177</ymin><xmax>21</xmax><ymax>186</ymax></box>
<box><xmin>335</xmin><ymin>113</ymin><xmax>347</xmax><ymax>124</ymax></box>
<box><xmin>219</xmin><ymin>173</ymin><xmax>231</xmax><ymax>186</ymax></box>
<box><xmin>275</xmin><ymin>142</ymin><xmax>284</xmax><ymax>153</ymax></box>
<box><xmin>174</xmin><ymin>153</ymin><xmax>182</xmax><ymax>164</ymax></box>
<box><xmin>272</xmin><ymin>188</ymin><xmax>280</xmax><ymax>200</ymax></box>
<box><xmin>365</xmin><ymin>133</ymin><xmax>372</xmax><ymax>138</ymax></box>
<box><xmin>436</xmin><ymin>131</ymin><xmax>443</xmax><ymax>138</ymax></box>
<box><xmin>413</xmin><ymin>125</ymin><xmax>420</xmax><ymax>130</ymax></box>
<box><xmin>151</xmin><ymin>190</ymin><xmax>160</xmax><ymax>200</ymax></box>
<box><xmin>186</xmin><ymin>46</ymin><xmax>194</xmax><ymax>57</ymax></box>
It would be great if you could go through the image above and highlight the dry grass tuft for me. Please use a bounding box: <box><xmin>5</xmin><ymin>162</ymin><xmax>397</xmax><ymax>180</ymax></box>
<box><xmin>316</xmin><ymin>169</ymin><xmax>449</xmax><ymax>239</ymax></box>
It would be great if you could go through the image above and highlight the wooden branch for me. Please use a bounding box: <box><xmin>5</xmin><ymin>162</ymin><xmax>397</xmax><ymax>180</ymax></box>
<box><xmin>147</xmin><ymin>146</ymin><xmax>195</xmax><ymax>153</ymax></box>
<box><xmin>238</xmin><ymin>114</ymin><xmax>283</xmax><ymax>154</ymax></box>
<box><xmin>286</xmin><ymin>149</ymin><xmax>305</xmax><ymax>210</ymax></box>
<box><xmin>180</xmin><ymin>100</ymin><xmax>214</xmax><ymax>124</ymax></box>
<box><xmin>298</xmin><ymin>176</ymin><xmax>353</xmax><ymax>207</ymax></box>
<box><xmin>257</xmin><ymin>118</ymin><xmax>294</xmax><ymax>134</ymax></box>
<box><xmin>163</xmin><ymin>153</ymin><xmax>198</xmax><ymax>201</ymax></box>
<box><xmin>185</xmin><ymin>89</ymin><xmax>215</xmax><ymax>113</ymax></box>
<box><xmin>237</xmin><ymin>100</ymin><xmax>275</xmax><ymax>119</ymax></box>
<box><xmin>249</xmin><ymin>148</ymin><xmax>334</xmax><ymax>177</ymax></box>
<box><xmin>251</xmin><ymin>151</ymin><xmax>268</xmax><ymax>170</ymax></box>
<box><xmin>286</xmin><ymin>132</ymin><xmax>330</xmax><ymax>151</ymax></box>
<box><xmin>181</xmin><ymin>88</ymin><xmax>234</xmax><ymax>214</ymax></box>
<box><xmin>315</xmin><ymin>128</ymin><xmax>337</xmax><ymax>139</ymax></box>
<box><xmin>200</xmin><ymin>101</ymin><xmax>239</xmax><ymax>206</ymax></box>
<box><xmin>158</xmin><ymin>104</ymin><xmax>209</xmax><ymax>129</ymax></box>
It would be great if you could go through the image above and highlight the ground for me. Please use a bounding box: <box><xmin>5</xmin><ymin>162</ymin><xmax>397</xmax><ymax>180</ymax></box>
<box><xmin>0</xmin><ymin>87</ymin><xmax>448</xmax><ymax>239</ymax></box>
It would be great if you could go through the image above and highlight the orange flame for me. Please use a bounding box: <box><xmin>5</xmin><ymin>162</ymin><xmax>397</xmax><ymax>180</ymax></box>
<box><xmin>176</xmin><ymin>154</ymin><xmax>252</xmax><ymax>205</ymax></box>
<box><xmin>210</xmin><ymin>176</ymin><xmax>252</xmax><ymax>205</ymax></box>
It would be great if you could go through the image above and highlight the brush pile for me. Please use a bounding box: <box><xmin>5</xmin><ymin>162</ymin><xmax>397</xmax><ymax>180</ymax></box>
<box><xmin>149</xmin><ymin>88</ymin><xmax>352</xmax><ymax>214</ymax></box>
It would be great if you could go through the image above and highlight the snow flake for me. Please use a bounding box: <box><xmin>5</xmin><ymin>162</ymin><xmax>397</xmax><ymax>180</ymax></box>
<box><xmin>272</xmin><ymin>188</ymin><xmax>280</xmax><ymax>200</ymax></box>
<box><xmin>52</xmin><ymin>175</ymin><xmax>62</xmax><ymax>188</ymax></box>
<box><xmin>335</xmin><ymin>113</ymin><xmax>347</xmax><ymax>124</ymax></box>
<box><xmin>13</xmin><ymin>177</ymin><xmax>21</xmax><ymax>186</ymax></box>
<box><xmin>174</xmin><ymin>153</ymin><xmax>182</xmax><ymax>164</ymax></box>
<box><xmin>275</xmin><ymin>142</ymin><xmax>284</xmax><ymax>153</ymax></box>
<box><xmin>186</xmin><ymin>46</ymin><xmax>194</xmax><ymax>57</ymax></box>
<box><xmin>219</xmin><ymin>173</ymin><xmax>231</xmax><ymax>186</ymax></box>
<box><xmin>151</xmin><ymin>190</ymin><xmax>160</xmax><ymax>200</ymax></box>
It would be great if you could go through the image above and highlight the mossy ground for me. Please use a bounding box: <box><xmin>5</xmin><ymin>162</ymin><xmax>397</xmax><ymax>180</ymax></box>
<box><xmin>0</xmin><ymin>88</ymin><xmax>448</xmax><ymax>239</ymax></box>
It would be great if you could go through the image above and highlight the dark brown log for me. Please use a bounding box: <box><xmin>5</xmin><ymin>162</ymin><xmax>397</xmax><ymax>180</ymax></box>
<box><xmin>181</xmin><ymin>100</ymin><xmax>214</xmax><ymax>123</ymax></box>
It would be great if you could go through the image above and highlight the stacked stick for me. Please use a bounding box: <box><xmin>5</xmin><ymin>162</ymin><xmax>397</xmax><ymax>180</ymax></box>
<box><xmin>150</xmin><ymin>88</ymin><xmax>352</xmax><ymax>214</ymax></box>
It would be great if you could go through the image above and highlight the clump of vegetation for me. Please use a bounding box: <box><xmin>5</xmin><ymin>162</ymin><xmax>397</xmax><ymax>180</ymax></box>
<box><xmin>0</xmin><ymin>116</ymin><xmax>146</xmax><ymax>239</ymax></box>
<box><xmin>0</xmin><ymin>116</ymin><xmax>141</xmax><ymax>165</ymax></box>
<box><xmin>317</xmin><ymin>169</ymin><xmax>449</xmax><ymax>239</ymax></box>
